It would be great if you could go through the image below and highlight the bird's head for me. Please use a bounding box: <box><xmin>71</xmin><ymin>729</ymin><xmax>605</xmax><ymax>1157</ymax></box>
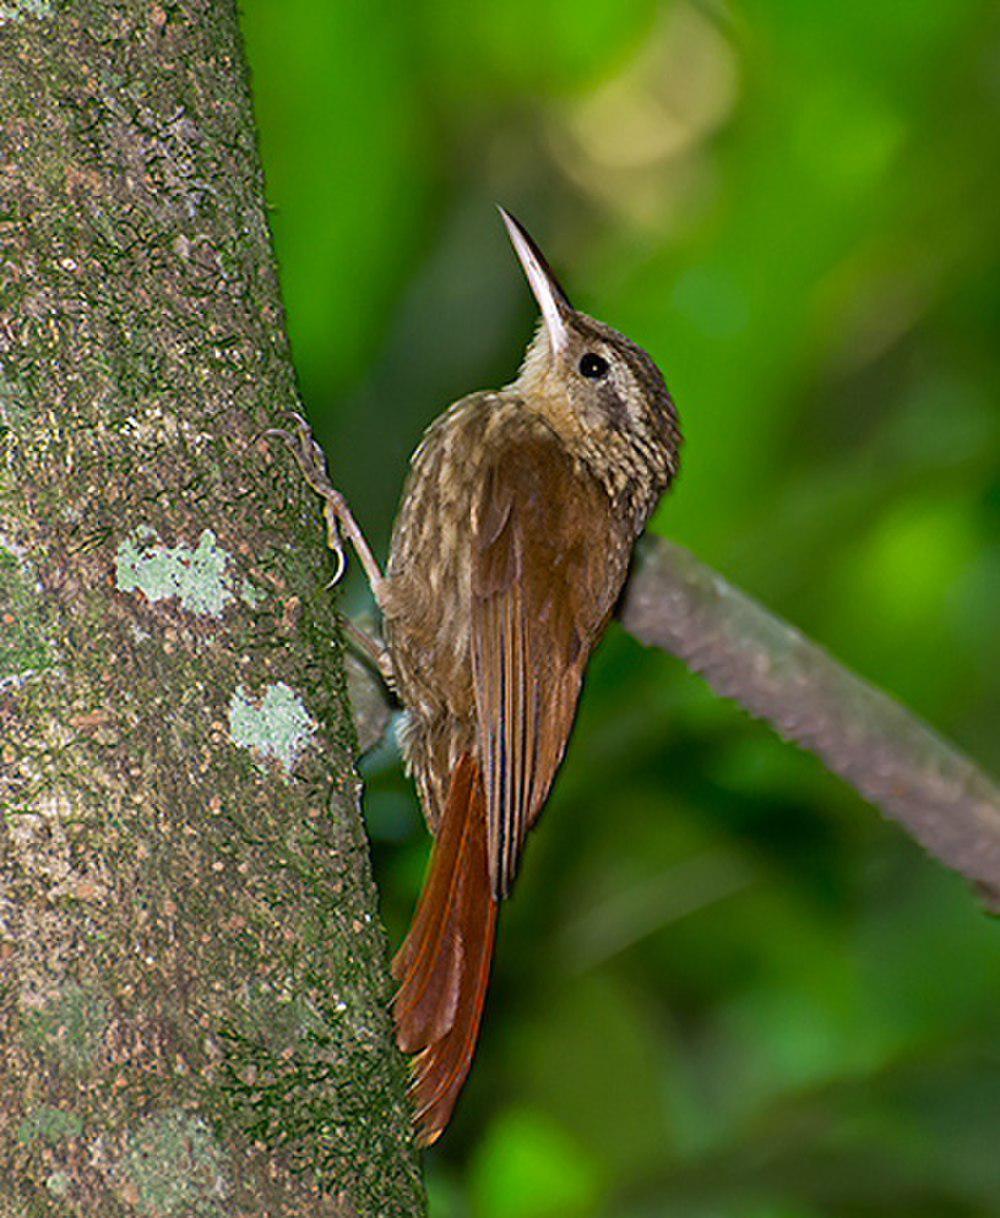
<box><xmin>500</xmin><ymin>208</ymin><xmax>682</xmax><ymax>516</ymax></box>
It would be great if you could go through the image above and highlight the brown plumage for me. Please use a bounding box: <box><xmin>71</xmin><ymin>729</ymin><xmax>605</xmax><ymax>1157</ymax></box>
<box><xmin>375</xmin><ymin>211</ymin><xmax>682</xmax><ymax>1144</ymax></box>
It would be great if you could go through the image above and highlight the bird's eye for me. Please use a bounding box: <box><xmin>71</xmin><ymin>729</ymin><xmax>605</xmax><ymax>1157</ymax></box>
<box><xmin>578</xmin><ymin>352</ymin><xmax>609</xmax><ymax>379</ymax></box>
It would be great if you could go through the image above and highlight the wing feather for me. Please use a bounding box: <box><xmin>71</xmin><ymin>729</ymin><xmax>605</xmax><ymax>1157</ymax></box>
<box><xmin>472</xmin><ymin>429</ymin><xmax>624</xmax><ymax>898</ymax></box>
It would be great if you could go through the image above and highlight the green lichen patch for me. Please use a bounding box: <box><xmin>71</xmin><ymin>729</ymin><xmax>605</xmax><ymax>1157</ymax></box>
<box><xmin>0</xmin><ymin>372</ymin><xmax>31</xmax><ymax>436</ymax></box>
<box><xmin>116</xmin><ymin>528</ymin><xmax>261</xmax><ymax>619</ymax></box>
<box><xmin>18</xmin><ymin>1106</ymin><xmax>84</xmax><ymax>1146</ymax></box>
<box><xmin>44</xmin><ymin>1171</ymin><xmax>70</xmax><ymax>1198</ymax></box>
<box><xmin>239</xmin><ymin>577</ymin><xmax>266</xmax><ymax>608</ymax></box>
<box><xmin>228</xmin><ymin>682</ymin><xmax>317</xmax><ymax>773</ymax></box>
<box><xmin>121</xmin><ymin>1110</ymin><xmax>227</xmax><ymax>1217</ymax></box>
<box><xmin>0</xmin><ymin>546</ymin><xmax>52</xmax><ymax>684</ymax></box>
<box><xmin>21</xmin><ymin>984</ymin><xmax>109</xmax><ymax>1075</ymax></box>
<box><xmin>0</xmin><ymin>0</ymin><xmax>54</xmax><ymax>24</ymax></box>
<box><xmin>225</xmin><ymin>981</ymin><xmax>329</xmax><ymax>1060</ymax></box>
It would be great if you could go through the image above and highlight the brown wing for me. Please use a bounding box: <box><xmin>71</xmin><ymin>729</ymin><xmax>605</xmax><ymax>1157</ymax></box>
<box><xmin>472</xmin><ymin>429</ymin><xmax>625</xmax><ymax>899</ymax></box>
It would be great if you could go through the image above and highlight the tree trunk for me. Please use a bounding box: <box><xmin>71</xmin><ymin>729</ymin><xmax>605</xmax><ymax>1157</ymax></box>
<box><xmin>0</xmin><ymin>2</ymin><xmax>423</xmax><ymax>1215</ymax></box>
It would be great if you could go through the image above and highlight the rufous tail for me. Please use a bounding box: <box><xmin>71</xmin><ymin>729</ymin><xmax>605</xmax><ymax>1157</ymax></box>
<box><xmin>392</xmin><ymin>754</ymin><xmax>499</xmax><ymax>1146</ymax></box>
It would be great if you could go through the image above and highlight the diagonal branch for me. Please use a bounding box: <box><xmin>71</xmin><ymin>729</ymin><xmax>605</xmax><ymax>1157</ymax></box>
<box><xmin>620</xmin><ymin>537</ymin><xmax>1000</xmax><ymax>908</ymax></box>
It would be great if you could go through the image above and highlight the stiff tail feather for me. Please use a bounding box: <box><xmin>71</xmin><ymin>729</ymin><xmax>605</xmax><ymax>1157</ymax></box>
<box><xmin>392</xmin><ymin>754</ymin><xmax>499</xmax><ymax>1145</ymax></box>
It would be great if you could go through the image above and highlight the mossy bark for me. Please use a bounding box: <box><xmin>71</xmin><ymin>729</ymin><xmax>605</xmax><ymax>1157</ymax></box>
<box><xmin>0</xmin><ymin>2</ymin><xmax>424</xmax><ymax>1215</ymax></box>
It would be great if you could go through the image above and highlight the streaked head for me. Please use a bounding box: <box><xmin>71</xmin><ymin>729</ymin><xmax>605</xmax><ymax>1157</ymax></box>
<box><xmin>499</xmin><ymin>207</ymin><xmax>682</xmax><ymax>512</ymax></box>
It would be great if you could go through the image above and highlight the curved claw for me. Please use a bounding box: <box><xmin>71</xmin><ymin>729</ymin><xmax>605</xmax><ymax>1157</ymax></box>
<box><xmin>254</xmin><ymin>412</ymin><xmax>383</xmax><ymax>601</ymax></box>
<box><xmin>325</xmin><ymin>545</ymin><xmax>348</xmax><ymax>589</ymax></box>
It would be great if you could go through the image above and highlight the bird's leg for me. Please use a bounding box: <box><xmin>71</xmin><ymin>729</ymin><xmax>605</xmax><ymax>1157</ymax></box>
<box><xmin>262</xmin><ymin>411</ymin><xmax>385</xmax><ymax>597</ymax></box>
<box><xmin>341</xmin><ymin>617</ymin><xmax>395</xmax><ymax>688</ymax></box>
<box><xmin>260</xmin><ymin>412</ymin><xmax>395</xmax><ymax>687</ymax></box>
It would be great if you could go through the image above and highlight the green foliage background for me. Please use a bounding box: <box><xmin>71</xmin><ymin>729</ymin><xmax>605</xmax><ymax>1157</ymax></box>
<box><xmin>240</xmin><ymin>2</ymin><xmax>1000</xmax><ymax>1214</ymax></box>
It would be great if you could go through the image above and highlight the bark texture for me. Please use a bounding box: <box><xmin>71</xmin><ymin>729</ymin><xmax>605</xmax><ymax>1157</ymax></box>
<box><xmin>0</xmin><ymin>2</ymin><xmax>423</xmax><ymax>1215</ymax></box>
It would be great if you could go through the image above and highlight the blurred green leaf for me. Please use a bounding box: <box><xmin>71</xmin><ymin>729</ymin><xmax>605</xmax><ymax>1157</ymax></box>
<box><xmin>240</xmin><ymin>0</ymin><xmax>429</xmax><ymax>398</ymax></box>
<box><xmin>419</xmin><ymin>0</ymin><xmax>658</xmax><ymax>100</ymax></box>
<box><xmin>240</xmin><ymin>0</ymin><xmax>1000</xmax><ymax>1211</ymax></box>
<box><xmin>470</xmin><ymin>1108</ymin><xmax>605</xmax><ymax>1218</ymax></box>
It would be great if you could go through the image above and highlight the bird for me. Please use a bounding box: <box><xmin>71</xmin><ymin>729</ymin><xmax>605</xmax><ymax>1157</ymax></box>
<box><xmin>269</xmin><ymin>209</ymin><xmax>682</xmax><ymax>1145</ymax></box>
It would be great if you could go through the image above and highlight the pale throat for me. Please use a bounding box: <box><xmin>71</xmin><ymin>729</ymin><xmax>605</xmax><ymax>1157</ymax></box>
<box><xmin>507</xmin><ymin>328</ymin><xmax>592</xmax><ymax>447</ymax></box>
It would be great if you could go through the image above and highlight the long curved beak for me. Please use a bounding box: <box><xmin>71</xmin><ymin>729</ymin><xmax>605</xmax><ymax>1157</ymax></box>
<box><xmin>498</xmin><ymin>207</ymin><xmax>572</xmax><ymax>355</ymax></box>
